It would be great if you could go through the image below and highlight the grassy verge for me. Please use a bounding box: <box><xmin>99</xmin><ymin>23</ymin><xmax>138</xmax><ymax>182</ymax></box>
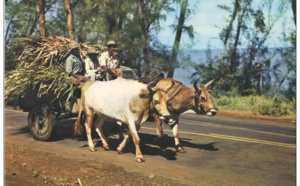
<box><xmin>214</xmin><ymin>95</ymin><xmax>296</xmax><ymax>124</ymax></box>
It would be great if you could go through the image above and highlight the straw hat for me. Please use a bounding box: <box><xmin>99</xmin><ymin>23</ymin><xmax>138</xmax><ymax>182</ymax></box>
<box><xmin>87</xmin><ymin>46</ymin><xmax>98</xmax><ymax>54</ymax></box>
<box><xmin>106</xmin><ymin>40</ymin><xmax>117</xmax><ymax>46</ymax></box>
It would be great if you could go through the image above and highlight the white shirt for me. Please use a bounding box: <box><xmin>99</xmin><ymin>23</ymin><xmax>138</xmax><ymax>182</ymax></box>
<box><xmin>84</xmin><ymin>57</ymin><xmax>100</xmax><ymax>81</ymax></box>
<box><xmin>99</xmin><ymin>51</ymin><xmax>119</xmax><ymax>69</ymax></box>
<box><xmin>85</xmin><ymin>57</ymin><xmax>97</xmax><ymax>75</ymax></box>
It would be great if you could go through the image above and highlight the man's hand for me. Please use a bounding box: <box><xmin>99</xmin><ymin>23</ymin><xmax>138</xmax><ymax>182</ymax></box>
<box><xmin>98</xmin><ymin>66</ymin><xmax>108</xmax><ymax>73</ymax></box>
<box><xmin>70</xmin><ymin>72</ymin><xmax>79</xmax><ymax>79</ymax></box>
<box><xmin>107</xmin><ymin>68</ymin><xmax>118</xmax><ymax>78</ymax></box>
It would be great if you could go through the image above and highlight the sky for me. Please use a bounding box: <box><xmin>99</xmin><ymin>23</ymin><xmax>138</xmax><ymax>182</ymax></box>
<box><xmin>157</xmin><ymin>0</ymin><xmax>296</xmax><ymax>50</ymax></box>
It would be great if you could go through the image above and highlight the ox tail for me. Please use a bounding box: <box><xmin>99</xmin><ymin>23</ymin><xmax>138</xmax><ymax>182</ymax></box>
<box><xmin>73</xmin><ymin>99</ymin><xmax>85</xmax><ymax>137</ymax></box>
<box><xmin>74</xmin><ymin>120</ymin><xmax>85</xmax><ymax>136</ymax></box>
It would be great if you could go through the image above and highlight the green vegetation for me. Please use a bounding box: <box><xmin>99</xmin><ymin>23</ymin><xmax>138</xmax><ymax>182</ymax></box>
<box><xmin>214</xmin><ymin>95</ymin><xmax>296</xmax><ymax>117</ymax></box>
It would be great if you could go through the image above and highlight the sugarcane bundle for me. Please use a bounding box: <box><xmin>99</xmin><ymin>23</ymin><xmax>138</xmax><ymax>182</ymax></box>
<box><xmin>4</xmin><ymin>36</ymin><xmax>100</xmax><ymax>106</ymax></box>
<box><xmin>16</xmin><ymin>36</ymin><xmax>92</xmax><ymax>68</ymax></box>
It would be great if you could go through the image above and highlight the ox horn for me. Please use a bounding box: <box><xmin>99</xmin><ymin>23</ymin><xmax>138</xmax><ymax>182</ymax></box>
<box><xmin>193</xmin><ymin>77</ymin><xmax>200</xmax><ymax>92</ymax></box>
<box><xmin>204</xmin><ymin>79</ymin><xmax>215</xmax><ymax>88</ymax></box>
<box><xmin>148</xmin><ymin>73</ymin><xmax>164</xmax><ymax>88</ymax></box>
<box><xmin>148</xmin><ymin>79</ymin><xmax>160</xmax><ymax>92</ymax></box>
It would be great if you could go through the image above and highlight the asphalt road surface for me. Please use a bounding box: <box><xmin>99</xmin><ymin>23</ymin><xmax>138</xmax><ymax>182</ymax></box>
<box><xmin>4</xmin><ymin>107</ymin><xmax>296</xmax><ymax>186</ymax></box>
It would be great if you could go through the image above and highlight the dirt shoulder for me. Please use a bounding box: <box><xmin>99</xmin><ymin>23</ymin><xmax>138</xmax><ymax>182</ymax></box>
<box><xmin>5</xmin><ymin>142</ymin><xmax>190</xmax><ymax>186</ymax></box>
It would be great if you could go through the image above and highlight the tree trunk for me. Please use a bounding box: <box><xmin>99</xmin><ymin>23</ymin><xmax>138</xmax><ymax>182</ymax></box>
<box><xmin>137</xmin><ymin>0</ymin><xmax>150</xmax><ymax>74</ymax></box>
<box><xmin>273</xmin><ymin>70</ymin><xmax>290</xmax><ymax>98</ymax></box>
<box><xmin>229</xmin><ymin>5</ymin><xmax>246</xmax><ymax>74</ymax></box>
<box><xmin>223</xmin><ymin>0</ymin><xmax>239</xmax><ymax>51</ymax></box>
<box><xmin>291</xmin><ymin>0</ymin><xmax>296</xmax><ymax>25</ymax></box>
<box><xmin>5</xmin><ymin>15</ymin><xmax>15</xmax><ymax>46</ymax></box>
<box><xmin>38</xmin><ymin>0</ymin><xmax>46</xmax><ymax>37</ymax></box>
<box><xmin>28</xmin><ymin>14</ymin><xmax>39</xmax><ymax>35</ymax></box>
<box><xmin>64</xmin><ymin>0</ymin><xmax>75</xmax><ymax>41</ymax></box>
<box><xmin>167</xmin><ymin>0</ymin><xmax>188</xmax><ymax>78</ymax></box>
<box><xmin>259</xmin><ymin>69</ymin><xmax>263</xmax><ymax>95</ymax></box>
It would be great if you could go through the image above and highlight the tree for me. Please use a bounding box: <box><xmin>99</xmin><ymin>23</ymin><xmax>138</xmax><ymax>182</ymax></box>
<box><xmin>216</xmin><ymin>0</ymin><xmax>251</xmax><ymax>93</ymax></box>
<box><xmin>5</xmin><ymin>0</ymin><xmax>62</xmax><ymax>72</ymax></box>
<box><xmin>212</xmin><ymin>0</ymin><xmax>292</xmax><ymax>96</ymax></box>
<box><xmin>239</xmin><ymin>0</ymin><xmax>290</xmax><ymax>94</ymax></box>
<box><xmin>135</xmin><ymin>0</ymin><xmax>173</xmax><ymax>74</ymax></box>
<box><xmin>64</xmin><ymin>0</ymin><xmax>75</xmax><ymax>41</ymax></box>
<box><xmin>218</xmin><ymin>0</ymin><xmax>240</xmax><ymax>55</ymax></box>
<box><xmin>167</xmin><ymin>0</ymin><xmax>193</xmax><ymax>78</ymax></box>
<box><xmin>38</xmin><ymin>0</ymin><xmax>46</xmax><ymax>36</ymax></box>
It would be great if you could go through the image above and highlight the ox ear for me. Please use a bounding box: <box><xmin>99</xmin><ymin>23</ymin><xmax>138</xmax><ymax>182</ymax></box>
<box><xmin>139</xmin><ymin>89</ymin><xmax>150</xmax><ymax>99</ymax></box>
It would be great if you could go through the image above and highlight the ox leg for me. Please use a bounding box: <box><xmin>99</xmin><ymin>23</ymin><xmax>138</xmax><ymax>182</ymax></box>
<box><xmin>154</xmin><ymin>115</ymin><xmax>164</xmax><ymax>137</ymax></box>
<box><xmin>154</xmin><ymin>115</ymin><xmax>168</xmax><ymax>151</ymax></box>
<box><xmin>84</xmin><ymin>108</ymin><xmax>96</xmax><ymax>152</ymax></box>
<box><xmin>170</xmin><ymin>123</ymin><xmax>186</xmax><ymax>153</ymax></box>
<box><xmin>116</xmin><ymin>130</ymin><xmax>130</xmax><ymax>154</ymax></box>
<box><xmin>94</xmin><ymin>117</ymin><xmax>110</xmax><ymax>150</ymax></box>
<box><xmin>128</xmin><ymin>120</ymin><xmax>144</xmax><ymax>163</ymax></box>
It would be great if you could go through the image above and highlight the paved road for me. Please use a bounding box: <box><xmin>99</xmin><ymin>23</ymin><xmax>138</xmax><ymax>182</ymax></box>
<box><xmin>4</xmin><ymin>108</ymin><xmax>296</xmax><ymax>186</ymax></box>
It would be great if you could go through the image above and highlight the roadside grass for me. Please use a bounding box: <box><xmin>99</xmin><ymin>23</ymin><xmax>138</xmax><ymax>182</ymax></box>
<box><xmin>214</xmin><ymin>95</ymin><xmax>296</xmax><ymax>118</ymax></box>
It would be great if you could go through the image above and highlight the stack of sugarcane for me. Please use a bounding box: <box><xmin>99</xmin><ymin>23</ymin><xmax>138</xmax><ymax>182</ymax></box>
<box><xmin>5</xmin><ymin>36</ymin><xmax>102</xmax><ymax>105</ymax></box>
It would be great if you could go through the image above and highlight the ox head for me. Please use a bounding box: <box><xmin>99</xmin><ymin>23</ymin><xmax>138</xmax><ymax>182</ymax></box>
<box><xmin>193</xmin><ymin>78</ymin><xmax>217</xmax><ymax>116</ymax></box>
<box><xmin>147</xmin><ymin>75</ymin><xmax>171</xmax><ymax>122</ymax></box>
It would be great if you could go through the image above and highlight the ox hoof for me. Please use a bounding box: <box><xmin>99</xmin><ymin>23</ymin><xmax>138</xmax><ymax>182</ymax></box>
<box><xmin>103</xmin><ymin>146</ymin><xmax>110</xmax><ymax>151</ymax></box>
<box><xmin>117</xmin><ymin>148</ymin><xmax>123</xmax><ymax>154</ymax></box>
<box><xmin>175</xmin><ymin>145</ymin><xmax>186</xmax><ymax>153</ymax></box>
<box><xmin>135</xmin><ymin>157</ymin><xmax>145</xmax><ymax>163</ymax></box>
<box><xmin>89</xmin><ymin>148</ymin><xmax>97</xmax><ymax>152</ymax></box>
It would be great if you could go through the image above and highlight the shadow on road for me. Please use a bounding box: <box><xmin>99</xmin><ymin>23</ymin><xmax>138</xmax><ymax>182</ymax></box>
<box><xmin>8</xmin><ymin>119</ymin><xmax>219</xmax><ymax>161</ymax></box>
<box><xmin>8</xmin><ymin>126</ymin><xmax>32</xmax><ymax>138</ymax></box>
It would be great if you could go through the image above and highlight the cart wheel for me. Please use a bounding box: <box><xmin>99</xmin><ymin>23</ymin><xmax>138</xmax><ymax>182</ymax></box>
<box><xmin>28</xmin><ymin>104</ymin><xmax>56</xmax><ymax>141</ymax></box>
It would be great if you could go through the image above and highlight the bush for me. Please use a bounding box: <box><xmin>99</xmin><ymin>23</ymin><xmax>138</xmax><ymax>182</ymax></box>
<box><xmin>242</xmin><ymin>88</ymin><xmax>257</xmax><ymax>96</ymax></box>
<box><xmin>258</xmin><ymin>103</ymin><xmax>273</xmax><ymax>115</ymax></box>
<box><xmin>216</xmin><ymin>96</ymin><xmax>232</xmax><ymax>106</ymax></box>
<box><xmin>214</xmin><ymin>95</ymin><xmax>295</xmax><ymax>117</ymax></box>
<box><xmin>257</xmin><ymin>98</ymin><xmax>290</xmax><ymax>116</ymax></box>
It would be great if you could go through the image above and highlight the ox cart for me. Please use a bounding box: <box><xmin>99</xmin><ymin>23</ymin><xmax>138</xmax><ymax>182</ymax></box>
<box><xmin>4</xmin><ymin>36</ymin><xmax>142</xmax><ymax>141</ymax></box>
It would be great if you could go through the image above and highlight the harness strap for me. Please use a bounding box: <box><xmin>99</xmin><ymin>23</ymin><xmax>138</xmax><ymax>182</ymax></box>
<box><xmin>193</xmin><ymin>90</ymin><xmax>203</xmax><ymax>113</ymax></box>
<box><xmin>168</xmin><ymin>83</ymin><xmax>183</xmax><ymax>102</ymax></box>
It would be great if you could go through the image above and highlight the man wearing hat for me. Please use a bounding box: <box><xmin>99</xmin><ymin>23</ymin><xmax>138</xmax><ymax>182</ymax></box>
<box><xmin>65</xmin><ymin>42</ymin><xmax>90</xmax><ymax>87</ymax></box>
<box><xmin>84</xmin><ymin>46</ymin><xmax>102</xmax><ymax>81</ymax></box>
<box><xmin>64</xmin><ymin>42</ymin><xmax>90</xmax><ymax>116</ymax></box>
<box><xmin>98</xmin><ymin>40</ymin><xmax>123</xmax><ymax>81</ymax></box>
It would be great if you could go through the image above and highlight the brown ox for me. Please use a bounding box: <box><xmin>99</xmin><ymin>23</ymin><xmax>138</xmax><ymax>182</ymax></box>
<box><xmin>76</xmin><ymin>78</ymin><xmax>170</xmax><ymax>162</ymax></box>
<box><xmin>153</xmin><ymin>78</ymin><xmax>217</xmax><ymax>153</ymax></box>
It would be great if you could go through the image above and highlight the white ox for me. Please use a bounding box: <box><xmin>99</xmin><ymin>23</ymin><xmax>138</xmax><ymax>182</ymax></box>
<box><xmin>78</xmin><ymin>78</ymin><xmax>170</xmax><ymax>162</ymax></box>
